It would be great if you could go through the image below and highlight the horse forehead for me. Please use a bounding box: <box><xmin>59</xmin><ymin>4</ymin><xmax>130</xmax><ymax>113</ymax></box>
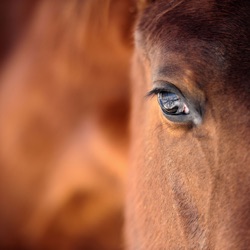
<box><xmin>136</xmin><ymin>0</ymin><xmax>250</xmax><ymax>90</ymax></box>
<box><xmin>137</xmin><ymin>0</ymin><xmax>250</xmax><ymax>51</ymax></box>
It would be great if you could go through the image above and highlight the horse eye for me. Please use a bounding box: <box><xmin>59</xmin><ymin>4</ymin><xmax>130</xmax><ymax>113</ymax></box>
<box><xmin>158</xmin><ymin>92</ymin><xmax>190</xmax><ymax>115</ymax></box>
<box><xmin>147</xmin><ymin>83</ymin><xmax>202</xmax><ymax>125</ymax></box>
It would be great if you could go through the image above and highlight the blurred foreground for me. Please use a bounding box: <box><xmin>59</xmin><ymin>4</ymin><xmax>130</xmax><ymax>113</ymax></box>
<box><xmin>0</xmin><ymin>1</ymin><xmax>135</xmax><ymax>249</ymax></box>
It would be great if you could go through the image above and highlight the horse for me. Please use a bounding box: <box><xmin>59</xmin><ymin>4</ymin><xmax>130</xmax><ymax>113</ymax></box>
<box><xmin>0</xmin><ymin>0</ymin><xmax>135</xmax><ymax>249</ymax></box>
<box><xmin>126</xmin><ymin>0</ymin><xmax>250</xmax><ymax>249</ymax></box>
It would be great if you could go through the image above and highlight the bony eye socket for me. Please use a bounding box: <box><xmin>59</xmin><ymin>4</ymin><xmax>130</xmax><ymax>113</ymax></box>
<box><xmin>158</xmin><ymin>92</ymin><xmax>190</xmax><ymax>115</ymax></box>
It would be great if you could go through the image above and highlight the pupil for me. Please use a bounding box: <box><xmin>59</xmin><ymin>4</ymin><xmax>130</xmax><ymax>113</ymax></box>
<box><xmin>165</xmin><ymin>105</ymin><xmax>179</xmax><ymax>114</ymax></box>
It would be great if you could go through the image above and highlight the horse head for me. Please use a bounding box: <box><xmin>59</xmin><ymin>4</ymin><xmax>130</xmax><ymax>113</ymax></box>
<box><xmin>127</xmin><ymin>0</ymin><xmax>250</xmax><ymax>248</ymax></box>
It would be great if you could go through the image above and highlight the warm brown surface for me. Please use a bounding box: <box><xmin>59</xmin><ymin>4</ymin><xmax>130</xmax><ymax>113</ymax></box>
<box><xmin>0</xmin><ymin>1</ymin><xmax>135</xmax><ymax>249</ymax></box>
<box><xmin>126</xmin><ymin>0</ymin><xmax>250</xmax><ymax>249</ymax></box>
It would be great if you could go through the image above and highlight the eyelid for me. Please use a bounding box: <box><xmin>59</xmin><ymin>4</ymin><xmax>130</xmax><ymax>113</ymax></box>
<box><xmin>146</xmin><ymin>82</ymin><xmax>185</xmax><ymax>99</ymax></box>
<box><xmin>146</xmin><ymin>88</ymin><xmax>163</xmax><ymax>98</ymax></box>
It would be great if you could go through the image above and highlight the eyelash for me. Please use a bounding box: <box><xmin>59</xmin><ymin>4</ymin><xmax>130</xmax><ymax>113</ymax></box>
<box><xmin>146</xmin><ymin>88</ymin><xmax>165</xmax><ymax>98</ymax></box>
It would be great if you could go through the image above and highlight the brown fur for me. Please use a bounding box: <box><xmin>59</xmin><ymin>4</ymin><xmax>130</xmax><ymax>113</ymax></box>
<box><xmin>126</xmin><ymin>0</ymin><xmax>250</xmax><ymax>249</ymax></box>
<box><xmin>1</xmin><ymin>1</ymin><xmax>250</xmax><ymax>249</ymax></box>
<box><xmin>0</xmin><ymin>1</ymin><xmax>135</xmax><ymax>249</ymax></box>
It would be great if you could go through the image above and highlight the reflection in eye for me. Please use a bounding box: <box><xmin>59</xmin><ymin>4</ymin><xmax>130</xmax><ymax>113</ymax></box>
<box><xmin>158</xmin><ymin>92</ymin><xmax>189</xmax><ymax>115</ymax></box>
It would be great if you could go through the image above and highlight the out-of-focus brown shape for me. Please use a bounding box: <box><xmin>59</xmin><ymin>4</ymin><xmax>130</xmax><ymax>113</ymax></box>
<box><xmin>0</xmin><ymin>1</ymin><xmax>135</xmax><ymax>249</ymax></box>
<box><xmin>0</xmin><ymin>0</ymin><xmax>38</xmax><ymax>66</ymax></box>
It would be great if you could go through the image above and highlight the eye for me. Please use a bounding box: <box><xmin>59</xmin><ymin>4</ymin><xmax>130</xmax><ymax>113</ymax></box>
<box><xmin>147</xmin><ymin>82</ymin><xmax>203</xmax><ymax>125</ymax></box>
<box><xmin>158</xmin><ymin>92</ymin><xmax>190</xmax><ymax>115</ymax></box>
